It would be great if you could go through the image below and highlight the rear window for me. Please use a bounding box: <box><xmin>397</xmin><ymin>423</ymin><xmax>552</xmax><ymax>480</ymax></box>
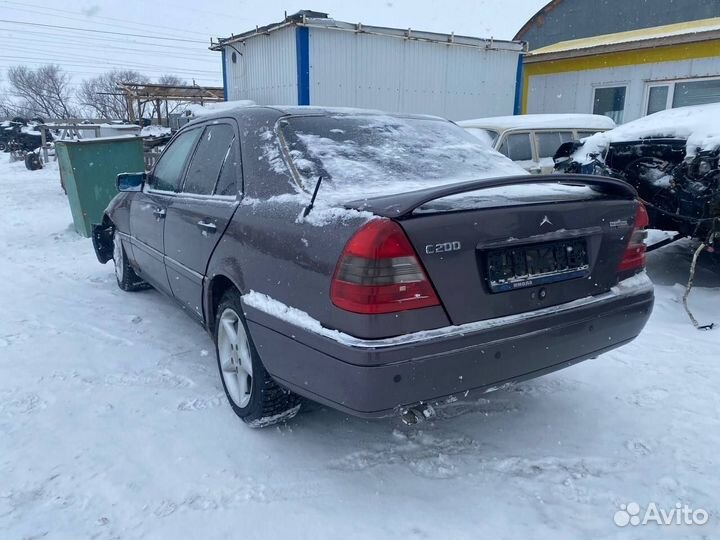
<box><xmin>279</xmin><ymin>114</ymin><xmax>526</xmax><ymax>199</ymax></box>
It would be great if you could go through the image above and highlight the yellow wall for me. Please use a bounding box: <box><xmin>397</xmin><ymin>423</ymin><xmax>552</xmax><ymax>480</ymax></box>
<box><xmin>522</xmin><ymin>39</ymin><xmax>720</xmax><ymax>113</ymax></box>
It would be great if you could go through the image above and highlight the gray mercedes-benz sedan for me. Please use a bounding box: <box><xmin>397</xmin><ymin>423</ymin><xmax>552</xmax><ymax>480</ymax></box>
<box><xmin>92</xmin><ymin>105</ymin><xmax>654</xmax><ymax>427</ymax></box>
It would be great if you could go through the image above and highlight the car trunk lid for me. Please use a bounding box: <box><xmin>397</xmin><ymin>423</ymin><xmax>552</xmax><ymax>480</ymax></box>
<box><xmin>346</xmin><ymin>175</ymin><xmax>639</xmax><ymax>325</ymax></box>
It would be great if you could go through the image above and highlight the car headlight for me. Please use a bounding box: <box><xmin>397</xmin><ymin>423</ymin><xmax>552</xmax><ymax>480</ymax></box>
<box><xmin>697</xmin><ymin>159</ymin><xmax>713</xmax><ymax>176</ymax></box>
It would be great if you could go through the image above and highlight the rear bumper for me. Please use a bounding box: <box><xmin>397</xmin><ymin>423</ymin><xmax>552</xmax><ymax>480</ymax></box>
<box><xmin>243</xmin><ymin>273</ymin><xmax>654</xmax><ymax>418</ymax></box>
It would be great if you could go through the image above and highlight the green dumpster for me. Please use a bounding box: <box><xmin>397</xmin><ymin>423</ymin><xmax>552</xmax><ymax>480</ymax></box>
<box><xmin>56</xmin><ymin>136</ymin><xmax>145</xmax><ymax>237</ymax></box>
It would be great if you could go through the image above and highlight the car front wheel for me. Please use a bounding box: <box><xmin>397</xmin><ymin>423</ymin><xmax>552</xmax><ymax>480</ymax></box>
<box><xmin>215</xmin><ymin>289</ymin><xmax>301</xmax><ymax>427</ymax></box>
<box><xmin>113</xmin><ymin>231</ymin><xmax>148</xmax><ymax>291</ymax></box>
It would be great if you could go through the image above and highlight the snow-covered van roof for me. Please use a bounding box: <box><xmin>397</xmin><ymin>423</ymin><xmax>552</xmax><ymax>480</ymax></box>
<box><xmin>573</xmin><ymin>103</ymin><xmax>720</xmax><ymax>162</ymax></box>
<box><xmin>457</xmin><ymin>114</ymin><xmax>616</xmax><ymax>133</ymax></box>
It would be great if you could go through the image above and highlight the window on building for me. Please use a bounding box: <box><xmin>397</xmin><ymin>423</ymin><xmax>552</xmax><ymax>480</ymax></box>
<box><xmin>647</xmin><ymin>85</ymin><xmax>670</xmax><ymax>115</ymax></box>
<box><xmin>672</xmin><ymin>79</ymin><xmax>720</xmax><ymax>108</ymax></box>
<box><xmin>593</xmin><ymin>86</ymin><xmax>627</xmax><ymax>124</ymax></box>
<box><xmin>498</xmin><ymin>133</ymin><xmax>533</xmax><ymax>162</ymax></box>
<box><xmin>644</xmin><ymin>78</ymin><xmax>720</xmax><ymax>117</ymax></box>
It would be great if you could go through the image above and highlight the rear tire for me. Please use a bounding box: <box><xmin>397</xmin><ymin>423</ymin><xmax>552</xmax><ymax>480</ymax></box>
<box><xmin>215</xmin><ymin>289</ymin><xmax>301</xmax><ymax>427</ymax></box>
<box><xmin>113</xmin><ymin>230</ymin><xmax>149</xmax><ymax>292</ymax></box>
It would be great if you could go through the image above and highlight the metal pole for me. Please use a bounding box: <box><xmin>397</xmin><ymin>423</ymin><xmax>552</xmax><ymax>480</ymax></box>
<box><xmin>40</xmin><ymin>126</ymin><xmax>49</xmax><ymax>163</ymax></box>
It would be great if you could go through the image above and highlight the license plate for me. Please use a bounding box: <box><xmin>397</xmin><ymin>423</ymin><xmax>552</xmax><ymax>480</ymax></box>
<box><xmin>486</xmin><ymin>239</ymin><xmax>589</xmax><ymax>293</ymax></box>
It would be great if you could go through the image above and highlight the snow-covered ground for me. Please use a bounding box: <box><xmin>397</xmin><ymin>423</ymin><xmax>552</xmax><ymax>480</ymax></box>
<box><xmin>1</xmin><ymin>157</ymin><xmax>719</xmax><ymax>540</ymax></box>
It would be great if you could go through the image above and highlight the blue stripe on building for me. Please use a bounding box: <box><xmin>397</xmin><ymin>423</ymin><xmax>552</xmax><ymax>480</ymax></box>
<box><xmin>295</xmin><ymin>26</ymin><xmax>310</xmax><ymax>105</ymax></box>
<box><xmin>513</xmin><ymin>54</ymin><xmax>523</xmax><ymax>115</ymax></box>
<box><xmin>221</xmin><ymin>48</ymin><xmax>228</xmax><ymax>101</ymax></box>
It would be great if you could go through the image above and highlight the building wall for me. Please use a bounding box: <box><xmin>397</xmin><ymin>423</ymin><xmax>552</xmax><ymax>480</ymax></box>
<box><xmin>308</xmin><ymin>28</ymin><xmax>520</xmax><ymax>120</ymax></box>
<box><xmin>523</xmin><ymin>41</ymin><xmax>720</xmax><ymax>122</ymax></box>
<box><xmin>223</xmin><ymin>26</ymin><xmax>298</xmax><ymax>104</ymax></box>
<box><xmin>517</xmin><ymin>0</ymin><xmax>720</xmax><ymax>50</ymax></box>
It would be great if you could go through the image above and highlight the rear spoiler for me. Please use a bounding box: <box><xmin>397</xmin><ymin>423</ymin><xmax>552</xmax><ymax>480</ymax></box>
<box><xmin>346</xmin><ymin>174</ymin><xmax>637</xmax><ymax>218</ymax></box>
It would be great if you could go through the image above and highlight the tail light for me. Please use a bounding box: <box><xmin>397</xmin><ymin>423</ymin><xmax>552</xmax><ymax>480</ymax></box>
<box><xmin>617</xmin><ymin>202</ymin><xmax>649</xmax><ymax>274</ymax></box>
<box><xmin>330</xmin><ymin>219</ymin><xmax>441</xmax><ymax>314</ymax></box>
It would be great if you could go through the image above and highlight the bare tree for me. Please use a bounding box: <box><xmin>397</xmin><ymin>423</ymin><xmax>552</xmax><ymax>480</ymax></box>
<box><xmin>157</xmin><ymin>74</ymin><xmax>186</xmax><ymax>87</ymax></box>
<box><xmin>7</xmin><ymin>65</ymin><xmax>75</xmax><ymax>119</ymax></box>
<box><xmin>78</xmin><ymin>69</ymin><xmax>148</xmax><ymax>120</ymax></box>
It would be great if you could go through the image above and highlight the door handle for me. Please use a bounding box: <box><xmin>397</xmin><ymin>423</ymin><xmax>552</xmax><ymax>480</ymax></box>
<box><xmin>197</xmin><ymin>220</ymin><xmax>217</xmax><ymax>233</ymax></box>
<box><xmin>153</xmin><ymin>207</ymin><xmax>166</xmax><ymax>219</ymax></box>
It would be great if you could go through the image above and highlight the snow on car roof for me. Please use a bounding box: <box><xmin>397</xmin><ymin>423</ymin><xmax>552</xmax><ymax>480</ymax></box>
<box><xmin>573</xmin><ymin>103</ymin><xmax>720</xmax><ymax>162</ymax></box>
<box><xmin>183</xmin><ymin>100</ymin><xmax>257</xmax><ymax>117</ymax></box>
<box><xmin>457</xmin><ymin>114</ymin><xmax>616</xmax><ymax>132</ymax></box>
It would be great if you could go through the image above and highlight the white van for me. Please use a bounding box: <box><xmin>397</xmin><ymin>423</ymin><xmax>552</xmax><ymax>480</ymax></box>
<box><xmin>458</xmin><ymin>114</ymin><xmax>616</xmax><ymax>174</ymax></box>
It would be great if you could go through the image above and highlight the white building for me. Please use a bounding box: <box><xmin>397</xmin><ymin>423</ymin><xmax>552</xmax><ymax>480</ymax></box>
<box><xmin>210</xmin><ymin>11</ymin><xmax>526</xmax><ymax>121</ymax></box>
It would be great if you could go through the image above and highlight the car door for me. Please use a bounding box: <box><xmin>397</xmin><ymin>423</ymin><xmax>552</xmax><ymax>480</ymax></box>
<box><xmin>129</xmin><ymin>127</ymin><xmax>202</xmax><ymax>296</ymax></box>
<box><xmin>164</xmin><ymin>121</ymin><xmax>241</xmax><ymax>320</ymax></box>
<box><xmin>497</xmin><ymin>131</ymin><xmax>537</xmax><ymax>173</ymax></box>
<box><xmin>534</xmin><ymin>130</ymin><xmax>575</xmax><ymax>174</ymax></box>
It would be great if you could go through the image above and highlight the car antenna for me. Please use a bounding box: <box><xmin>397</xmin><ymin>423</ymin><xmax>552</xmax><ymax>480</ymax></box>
<box><xmin>303</xmin><ymin>176</ymin><xmax>324</xmax><ymax>217</ymax></box>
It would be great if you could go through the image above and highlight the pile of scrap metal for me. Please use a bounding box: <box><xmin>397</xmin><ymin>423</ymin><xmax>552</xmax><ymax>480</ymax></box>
<box><xmin>554</xmin><ymin>105</ymin><xmax>720</xmax><ymax>254</ymax></box>
<box><xmin>1</xmin><ymin>117</ymin><xmax>50</xmax><ymax>152</ymax></box>
<box><xmin>0</xmin><ymin>117</ymin><xmax>51</xmax><ymax>170</ymax></box>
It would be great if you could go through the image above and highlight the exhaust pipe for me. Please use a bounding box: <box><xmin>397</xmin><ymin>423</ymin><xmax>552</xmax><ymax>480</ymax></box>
<box><xmin>399</xmin><ymin>403</ymin><xmax>436</xmax><ymax>425</ymax></box>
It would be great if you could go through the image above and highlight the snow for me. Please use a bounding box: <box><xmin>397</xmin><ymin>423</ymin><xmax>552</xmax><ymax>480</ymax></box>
<box><xmin>183</xmin><ymin>100</ymin><xmax>256</xmax><ymax>117</ymax></box>
<box><xmin>2</xmin><ymin>156</ymin><xmax>720</xmax><ymax>539</ymax></box>
<box><xmin>458</xmin><ymin>113</ymin><xmax>616</xmax><ymax>132</ymax></box>
<box><xmin>140</xmin><ymin>125</ymin><xmax>172</xmax><ymax>137</ymax></box>
<box><xmin>415</xmin><ymin>183</ymin><xmax>598</xmax><ymax>213</ymax></box>
<box><xmin>244</xmin><ymin>273</ymin><xmax>652</xmax><ymax>348</ymax></box>
<box><xmin>573</xmin><ymin>103</ymin><xmax>720</xmax><ymax>163</ymax></box>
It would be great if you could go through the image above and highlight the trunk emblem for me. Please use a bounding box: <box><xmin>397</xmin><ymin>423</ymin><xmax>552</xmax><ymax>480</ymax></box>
<box><xmin>540</xmin><ymin>215</ymin><xmax>553</xmax><ymax>227</ymax></box>
<box><xmin>425</xmin><ymin>241</ymin><xmax>461</xmax><ymax>255</ymax></box>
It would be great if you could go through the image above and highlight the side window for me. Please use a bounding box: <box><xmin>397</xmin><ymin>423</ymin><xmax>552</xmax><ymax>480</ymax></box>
<box><xmin>182</xmin><ymin>124</ymin><xmax>235</xmax><ymax>195</ymax></box>
<box><xmin>214</xmin><ymin>140</ymin><xmax>240</xmax><ymax>196</ymax></box>
<box><xmin>577</xmin><ymin>130</ymin><xmax>599</xmax><ymax>139</ymax></box>
<box><xmin>150</xmin><ymin>129</ymin><xmax>201</xmax><ymax>192</ymax></box>
<box><xmin>498</xmin><ymin>133</ymin><xmax>533</xmax><ymax>161</ymax></box>
<box><xmin>535</xmin><ymin>131</ymin><xmax>574</xmax><ymax>158</ymax></box>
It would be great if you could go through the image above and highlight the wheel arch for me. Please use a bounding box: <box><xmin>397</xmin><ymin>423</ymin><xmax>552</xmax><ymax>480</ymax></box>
<box><xmin>91</xmin><ymin>213</ymin><xmax>115</xmax><ymax>264</ymax></box>
<box><xmin>205</xmin><ymin>273</ymin><xmax>245</xmax><ymax>332</ymax></box>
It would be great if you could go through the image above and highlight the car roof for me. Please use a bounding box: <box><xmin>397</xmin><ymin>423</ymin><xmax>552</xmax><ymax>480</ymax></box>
<box><xmin>186</xmin><ymin>103</ymin><xmax>447</xmax><ymax>125</ymax></box>
<box><xmin>457</xmin><ymin>114</ymin><xmax>616</xmax><ymax>132</ymax></box>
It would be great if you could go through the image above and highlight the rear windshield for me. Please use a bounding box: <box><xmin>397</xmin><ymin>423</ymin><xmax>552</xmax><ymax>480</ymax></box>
<box><xmin>279</xmin><ymin>114</ymin><xmax>526</xmax><ymax>199</ymax></box>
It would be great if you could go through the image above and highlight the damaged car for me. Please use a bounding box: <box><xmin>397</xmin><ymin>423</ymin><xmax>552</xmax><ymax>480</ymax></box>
<box><xmin>554</xmin><ymin>104</ymin><xmax>720</xmax><ymax>253</ymax></box>
<box><xmin>92</xmin><ymin>105</ymin><xmax>654</xmax><ymax>427</ymax></box>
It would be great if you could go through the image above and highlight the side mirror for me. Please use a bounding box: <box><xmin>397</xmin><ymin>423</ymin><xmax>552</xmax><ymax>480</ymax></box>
<box><xmin>116</xmin><ymin>172</ymin><xmax>146</xmax><ymax>192</ymax></box>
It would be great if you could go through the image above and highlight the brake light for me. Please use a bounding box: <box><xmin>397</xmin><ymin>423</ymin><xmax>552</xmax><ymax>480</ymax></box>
<box><xmin>617</xmin><ymin>202</ymin><xmax>649</xmax><ymax>274</ymax></box>
<box><xmin>330</xmin><ymin>219</ymin><xmax>441</xmax><ymax>314</ymax></box>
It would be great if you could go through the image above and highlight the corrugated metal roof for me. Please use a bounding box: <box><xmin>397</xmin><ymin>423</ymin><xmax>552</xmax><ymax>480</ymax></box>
<box><xmin>211</xmin><ymin>11</ymin><xmax>524</xmax><ymax>52</ymax></box>
<box><xmin>529</xmin><ymin>17</ymin><xmax>720</xmax><ymax>56</ymax></box>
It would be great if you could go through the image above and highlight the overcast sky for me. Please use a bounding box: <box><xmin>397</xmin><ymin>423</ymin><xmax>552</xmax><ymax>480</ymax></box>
<box><xmin>0</xmin><ymin>0</ymin><xmax>547</xmax><ymax>89</ymax></box>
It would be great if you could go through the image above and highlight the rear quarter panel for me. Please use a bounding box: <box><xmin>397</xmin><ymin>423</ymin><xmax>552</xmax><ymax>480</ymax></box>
<box><xmin>204</xmin><ymin>108</ymin><xmax>449</xmax><ymax>339</ymax></box>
